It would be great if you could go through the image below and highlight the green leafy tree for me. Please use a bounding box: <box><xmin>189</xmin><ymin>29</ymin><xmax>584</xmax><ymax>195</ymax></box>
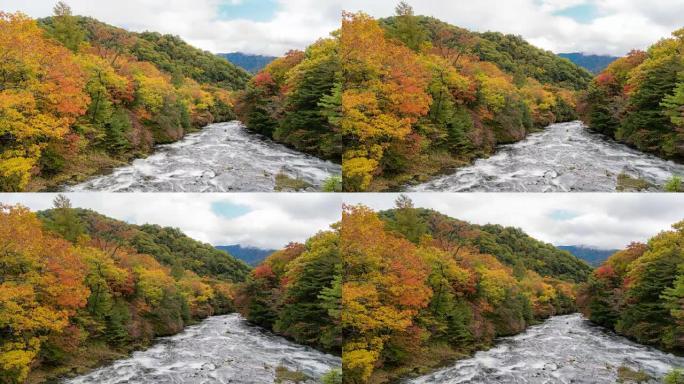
<box><xmin>389</xmin><ymin>2</ymin><xmax>427</xmax><ymax>52</ymax></box>
<box><xmin>386</xmin><ymin>195</ymin><xmax>427</xmax><ymax>244</ymax></box>
<box><xmin>51</xmin><ymin>1</ymin><xmax>85</xmax><ymax>52</ymax></box>
<box><xmin>45</xmin><ymin>194</ymin><xmax>85</xmax><ymax>243</ymax></box>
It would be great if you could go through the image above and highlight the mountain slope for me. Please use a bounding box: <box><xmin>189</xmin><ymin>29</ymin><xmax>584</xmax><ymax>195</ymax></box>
<box><xmin>558</xmin><ymin>52</ymin><xmax>620</xmax><ymax>74</ymax></box>
<box><xmin>234</xmin><ymin>36</ymin><xmax>342</xmax><ymax>162</ymax></box>
<box><xmin>0</xmin><ymin>10</ymin><xmax>249</xmax><ymax>192</ymax></box>
<box><xmin>39</xmin><ymin>16</ymin><xmax>250</xmax><ymax>90</ymax></box>
<box><xmin>216</xmin><ymin>245</ymin><xmax>276</xmax><ymax>266</ymax></box>
<box><xmin>380</xmin><ymin>16</ymin><xmax>593</xmax><ymax>90</ymax></box>
<box><xmin>1</xmin><ymin>203</ymin><xmax>249</xmax><ymax>383</ymax></box>
<box><xmin>39</xmin><ymin>208</ymin><xmax>252</xmax><ymax>282</ymax></box>
<box><xmin>235</xmin><ymin>232</ymin><xmax>341</xmax><ymax>354</ymax></box>
<box><xmin>342</xmin><ymin>9</ymin><xmax>588</xmax><ymax>191</ymax></box>
<box><xmin>580</xmin><ymin>28</ymin><xmax>684</xmax><ymax>162</ymax></box>
<box><xmin>380</xmin><ymin>208</ymin><xmax>593</xmax><ymax>283</ymax></box>
<box><xmin>578</xmin><ymin>222</ymin><xmax>684</xmax><ymax>353</ymax></box>
<box><xmin>344</xmin><ymin>200</ymin><xmax>588</xmax><ymax>383</ymax></box>
<box><xmin>218</xmin><ymin>52</ymin><xmax>277</xmax><ymax>73</ymax></box>
<box><xmin>558</xmin><ymin>245</ymin><xmax>618</xmax><ymax>266</ymax></box>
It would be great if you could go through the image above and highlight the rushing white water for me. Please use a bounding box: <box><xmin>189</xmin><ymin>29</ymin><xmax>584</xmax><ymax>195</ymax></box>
<box><xmin>408</xmin><ymin>121</ymin><xmax>684</xmax><ymax>192</ymax></box>
<box><xmin>407</xmin><ymin>314</ymin><xmax>684</xmax><ymax>384</ymax></box>
<box><xmin>64</xmin><ymin>314</ymin><xmax>340</xmax><ymax>384</ymax></box>
<box><xmin>65</xmin><ymin>122</ymin><xmax>341</xmax><ymax>192</ymax></box>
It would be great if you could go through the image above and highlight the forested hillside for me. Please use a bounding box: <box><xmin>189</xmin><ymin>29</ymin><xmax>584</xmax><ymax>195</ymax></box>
<box><xmin>0</xmin><ymin>4</ymin><xmax>250</xmax><ymax>192</ymax></box>
<box><xmin>234</xmin><ymin>36</ymin><xmax>342</xmax><ymax>162</ymax></box>
<box><xmin>341</xmin><ymin>4</ymin><xmax>592</xmax><ymax>191</ymax></box>
<box><xmin>343</xmin><ymin>197</ymin><xmax>589</xmax><ymax>383</ymax></box>
<box><xmin>0</xmin><ymin>198</ymin><xmax>250</xmax><ymax>383</ymax></box>
<box><xmin>578</xmin><ymin>222</ymin><xmax>684</xmax><ymax>353</ymax></box>
<box><xmin>580</xmin><ymin>29</ymin><xmax>684</xmax><ymax>162</ymax></box>
<box><xmin>234</xmin><ymin>232</ymin><xmax>342</xmax><ymax>354</ymax></box>
<box><xmin>379</xmin><ymin>207</ymin><xmax>592</xmax><ymax>282</ymax></box>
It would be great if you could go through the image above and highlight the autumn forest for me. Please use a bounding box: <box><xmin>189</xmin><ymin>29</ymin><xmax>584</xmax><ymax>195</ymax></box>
<box><xmin>2</xmin><ymin>0</ymin><xmax>684</xmax><ymax>383</ymax></box>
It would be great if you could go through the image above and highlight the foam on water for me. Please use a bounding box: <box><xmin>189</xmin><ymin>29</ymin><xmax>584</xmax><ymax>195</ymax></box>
<box><xmin>65</xmin><ymin>122</ymin><xmax>341</xmax><ymax>192</ymax></box>
<box><xmin>408</xmin><ymin>121</ymin><xmax>684</xmax><ymax>192</ymax></box>
<box><xmin>64</xmin><ymin>314</ymin><xmax>341</xmax><ymax>384</ymax></box>
<box><xmin>406</xmin><ymin>314</ymin><xmax>684</xmax><ymax>384</ymax></box>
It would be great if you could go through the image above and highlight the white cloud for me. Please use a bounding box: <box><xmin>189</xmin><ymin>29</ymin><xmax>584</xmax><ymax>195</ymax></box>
<box><xmin>342</xmin><ymin>0</ymin><xmax>684</xmax><ymax>56</ymax></box>
<box><xmin>2</xmin><ymin>192</ymin><xmax>681</xmax><ymax>252</ymax></box>
<box><xmin>343</xmin><ymin>193</ymin><xmax>684</xmax><ymax>250</ymax></box>
<box><xmin>2</xmin><ymin>0</ymin><xmax>680</xmax><ymax>56</ymax></box>
<box><xmin>0</xmin><ymin>193</ymin><xmax>342</xmax><ymax>249</ymax></box>
<box><xmin>0</xmin><ymin>0</ymin><xmax>342</xmax><ymax>56</ymax></box>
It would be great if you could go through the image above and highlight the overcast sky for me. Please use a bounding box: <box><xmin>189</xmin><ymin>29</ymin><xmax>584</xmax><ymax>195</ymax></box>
<box><xmin>0</xmin><ymin>193</ymin><xmax>341</xmax><ymax>250</ymax></box>
<box><xmin>2</xmin><ymin>0</ymin><xmax>681</xmax><ymax>57</ymax></box>
<box><xmin>344</xmin><ymin>193</ymin><xmax>684</xmax><ymax>250</ymax></box>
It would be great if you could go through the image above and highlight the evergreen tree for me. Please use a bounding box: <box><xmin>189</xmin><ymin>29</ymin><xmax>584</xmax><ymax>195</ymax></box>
<box><xmin>275</xmin><ymin>233</ymin><xmax>341</xmax><ymax>352</ymax></box>
<box><xmin>46</xmin><ymin>195</ymin><xmax>85</xmax><ymax>243</ymax></box>
<box><xmin>387</xmin><ymin>195</ymin><xmax>428</xmax><ymax>244</ymax></box>
<box><xmin>51</xmin><ymin>2</ymin><xmax>85</xmax><ymax>52</ymax></box>
<box><xmin>105</xmin><ymin>108</ymin><xmax>132</xmax><ymax>155</ymax></box>
<box><xmin>618</xmin><ymin>56</ymin><xmax>681</xmax><ymax>155</ymax></box>
<box><xmin>390</xmin><ymin>2</ymin><xmax>427</xmax><ymax>52</ymax></box>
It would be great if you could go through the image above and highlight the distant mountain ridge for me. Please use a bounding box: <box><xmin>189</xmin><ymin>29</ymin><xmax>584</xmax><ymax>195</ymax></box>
<box><xmin>216</xmin><ymin>244</ymin><xmax>276</xmax><ymax>266</ymax></box>
<box><xmin>218</xmin><ymin>52</ymin><xmax>277</xmax><ymax>73</ymax></box>
<box><xmin>557</xmin><ymin>245</ymin><xmax>619</xmax><ymax>266</ymax></box>
<box><xmin>558</xmin><ymin>52</ymin><xmax>620</xmax><ymax>74</ymax></box>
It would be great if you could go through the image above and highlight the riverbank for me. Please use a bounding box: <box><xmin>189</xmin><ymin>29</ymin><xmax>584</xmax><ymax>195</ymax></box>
<box><xmin>62</xmin><ymin>122</ymin><xmax>341</xmax><ymax>192</ymax></box>
<box><xmin>406</xmin><ymin>314</ymin><xmax>684</xmax><ymax>384</ymax></box>
<box><xmin>408</xmin><ymin>121</ymin><xmax>684</xmax><ymax>192</ymax></box>
<box><xmin>37</xmin><ymin>314</ymin><xmax>341</xmax><ymax>384</ymax></box>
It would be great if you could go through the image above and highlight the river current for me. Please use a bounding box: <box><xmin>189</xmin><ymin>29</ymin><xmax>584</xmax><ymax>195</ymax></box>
<box><xmin>408</xmin><ymin>121</ymin><xmax>684</xmax><ymax>192</ymax></box>
<box><xmin>64</xmin><ymin>314</ymin><xmax>341</xmax><ymax>384</ymax></box>
<box><xmin>407</xmin><ymin>314</ymin><xmax>684</xmax><ymax>384</ymax></box>
<box><xmin>65</xmin><ymin>122</ymin><xmax>341</xmax><ymax>192</ymax></box>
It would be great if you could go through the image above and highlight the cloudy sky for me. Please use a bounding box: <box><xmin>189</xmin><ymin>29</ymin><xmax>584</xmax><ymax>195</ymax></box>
<box><xmin>344</xmin><ymin>193</ymin><xmax>684</xmax><ymax>250</ymax></box>
<box><xmin>347</xmin><ymin>0</ymin><xmax>684</xmax><ymax>56</ymax></box>
<box><xmin>2</xmin><ymin>0</ymin><xmax>681</xmax><ymax>56</ymax></box>
<box><xmin>0</xmin><ymin>193</ymin><xmax>341</xmax><ymax>249</ymax></box>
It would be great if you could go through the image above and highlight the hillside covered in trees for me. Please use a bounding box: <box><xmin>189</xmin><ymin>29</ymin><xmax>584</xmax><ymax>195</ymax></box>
<box><xmin>342</xmin><ymin>197</ymin><xmax>591</xmax><ymax>383</ymax></box>
<box><xmin>580</xmin><ymin>29</ymin><xmax>684</xmax><ymax>162</ymax></box>
<box><xmin>0</xmin><ymin>197</ymin><xmax>345</xmax><ymax>383</ymax></box>
<box><xmin>234</xmin><ymin>231</ymin><xmax>342</xmax><ymax>355</ymax></box>
<box><xmin>234</xmin><ymin>35</ymin><xmax>342</xmax><ymax>162</ymax></box>
<box><xmin>341</xmin><ymin>3</ymin><xmax>592</xmax><ymax>191</ymax></box>
<box><xmin>0</xmin><ymin>198</ymin><xmax>251</xmax><ymax>383</ymax></box>
<box><xmin>578</xmin><ymin>221</ymin><xmax>684</xmax><ymax>354</ymax></box>
<box><xmin>0</xmin><ymin>4</ymin><xmax>250</xmax><ymax>192</ymax></box>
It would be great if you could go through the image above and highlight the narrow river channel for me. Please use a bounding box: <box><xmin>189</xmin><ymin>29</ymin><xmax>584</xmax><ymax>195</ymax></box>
<box><xmin>64</xmin><ymin>314</ymin><xmax>341</xmax><ymax>384</ymax></box>
<box><xmin>65</xmin><ymin>122</ymin><xmax>341</xmax><ymax>192</ymax></box>
<box><xmin>408</xmin><ymin>121</ymin><xmax>684</xmax><ymax>192</ymax></box>
<box><xmin>407</xmin><ymin>314</ymin><xmax>684</xmax><ymax>384</ymax></box>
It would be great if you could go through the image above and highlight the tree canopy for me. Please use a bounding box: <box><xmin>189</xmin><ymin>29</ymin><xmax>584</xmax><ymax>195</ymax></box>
<box><xmin>1</xmin><ymin>9</ymin><xmax>249</xmax><ymax>191</ymax></box>
<box><xmin>343</xmin><ymin>198</ymin><xmax>586</xmax><ymax>383</ymax></box>
<box><xmin>341</xmin><ymin>9</ymin><xmax>585</xmax><ymax>191</ymax></box>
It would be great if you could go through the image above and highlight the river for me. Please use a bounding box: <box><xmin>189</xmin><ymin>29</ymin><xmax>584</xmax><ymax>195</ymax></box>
<box><xmin>407</xmin><ymin>314</ymin><xmax>684</xmax><ymax>384</ymax></box>
<box><xmin>64</xmin><ymin>122</ymin><xmax>341</xmax><ymax>192</ymax></box>
<box><xmin>64</xmin><ymin>314</ymin><xmax>341</xmax><ymax>384</ymax></box>
<box><xmin>408</xmin><ymin>121</ymin><xmax>684</xmax><ymax>192</ymax></box>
